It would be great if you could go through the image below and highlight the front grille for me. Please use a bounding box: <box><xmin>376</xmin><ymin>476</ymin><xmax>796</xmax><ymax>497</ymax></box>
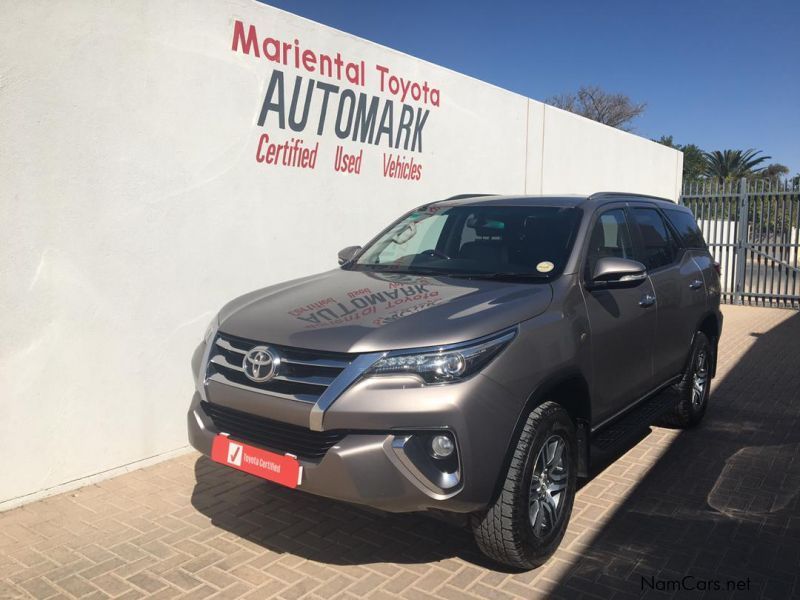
<box><xmin>206</xmin><ymin>332</ymin><xmax>352</xmax><ymax>403</ymax></box>
<box><xmin>201</xmin><ymin>401</ymin><xmax>346</xmax><ymax>459</ymax></box>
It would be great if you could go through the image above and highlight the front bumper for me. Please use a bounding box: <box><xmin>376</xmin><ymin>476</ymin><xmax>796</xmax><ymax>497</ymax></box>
<box><xmin>188</xmin><ymin>341</ymin><xmax>522</xmax><ymax>513</ymax></box>
<box><xmin>189</xmin><ymin>393</ymin><xmax>466</xmax><ymax>512</ymax></box>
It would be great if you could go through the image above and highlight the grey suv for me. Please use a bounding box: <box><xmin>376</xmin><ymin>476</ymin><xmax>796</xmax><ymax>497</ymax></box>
<box><xmin>188</xmin><ymin>193</ymin><xmax>722</xmax><ymax>568</ymax></box>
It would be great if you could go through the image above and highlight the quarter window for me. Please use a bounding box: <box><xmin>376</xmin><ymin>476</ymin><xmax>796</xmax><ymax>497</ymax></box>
<box><xmin>631</xmin><ymin>208</ymin><xmax>678</xmax><ymax>270</ymax></box>
<box><xmin>664</xmin><ymin>209</ymin><xmax>706</xmax><ymax>249</ymax></box>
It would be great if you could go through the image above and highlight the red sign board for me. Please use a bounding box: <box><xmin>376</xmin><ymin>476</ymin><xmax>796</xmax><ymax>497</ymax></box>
<box><xmin>211</xmin><ymin>434</ymin><xmax>301</xmax><ymax>489</ymax></box>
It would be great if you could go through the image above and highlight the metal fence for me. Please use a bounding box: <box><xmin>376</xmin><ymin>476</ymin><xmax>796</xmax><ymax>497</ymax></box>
<box><xmin>680</xmin><ymin>179</ymin><xmax>800</xmax><ymax>309</ymax></box>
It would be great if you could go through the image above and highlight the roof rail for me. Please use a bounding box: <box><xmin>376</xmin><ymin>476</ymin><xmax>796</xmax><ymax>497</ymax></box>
<box><xmin>588</xmin><ymin>192</ymin><xmax>676</xmax><ymax>204</ymax></box>
<box><xmin>443</xmin><ymin>193</ymin><xmax>498</xmax><ymax>201</ymax></box>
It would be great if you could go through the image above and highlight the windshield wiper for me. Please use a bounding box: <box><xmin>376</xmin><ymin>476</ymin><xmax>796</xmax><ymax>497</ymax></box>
<box><xmin>349</xmin><ymin>264</ymin><xmax>404</xmax><ymax>272</ymax></box>
<box><xmin>444</xmin><ymin>272</ymin><xmax>550</xmax><ymax>281</ymax></box>
<box><xmin>350</xmin><ymin>265</ymin><xmax>446</xmax><ymax>276</ymax></box>
<box><xmin>349</xmin><ymin>265</ymin><xmax>550</xmax><ymax>281</ymax></box>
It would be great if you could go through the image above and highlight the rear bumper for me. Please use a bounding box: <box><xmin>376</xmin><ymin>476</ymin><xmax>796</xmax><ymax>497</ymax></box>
<box><xmin>711</xmin><ymin>309</ymin><xmax>724</xmax><ymax>378</ymax></box>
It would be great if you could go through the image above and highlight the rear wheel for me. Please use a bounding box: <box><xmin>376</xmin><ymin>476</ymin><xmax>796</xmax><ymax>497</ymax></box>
<box><xmin>471</xmin><ymin>401</ymin><xmax>577</xmax><ymax>569</ymax></box>
<box><xmin>661</xmin><ymin>332</ymin><xmax>712</xmax><ymax>428</ymax></box>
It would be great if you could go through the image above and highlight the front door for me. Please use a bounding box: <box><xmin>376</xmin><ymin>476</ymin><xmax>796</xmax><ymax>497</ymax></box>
<box><xmin>582</xmin><ymin>207</ymin><xmax>657</xmax><ymax>425</ymax></box>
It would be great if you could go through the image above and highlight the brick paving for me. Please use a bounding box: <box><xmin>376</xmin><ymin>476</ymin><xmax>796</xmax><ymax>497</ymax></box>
<box><xmin>1</xmin><ymin>305</ymin><xmax>798</xmax><ymax>599</ymax></box>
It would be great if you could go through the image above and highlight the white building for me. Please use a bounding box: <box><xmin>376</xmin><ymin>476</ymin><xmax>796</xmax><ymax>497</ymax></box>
<box><xmin>0</xmin><ymin>0</ymin><xmax>682</xmax><ymax>507</ymax></box>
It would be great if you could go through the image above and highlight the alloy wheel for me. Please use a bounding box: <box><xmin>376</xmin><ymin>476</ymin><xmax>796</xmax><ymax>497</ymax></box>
<box><xmin>528</xmin><ymin>435</ymin><xmax>568</xmax><ymax>538</ymax></box>
<box><xmin>692</xmin><ymin>349</ymin><xmax>709</xmax><ymax>409</ymax></box>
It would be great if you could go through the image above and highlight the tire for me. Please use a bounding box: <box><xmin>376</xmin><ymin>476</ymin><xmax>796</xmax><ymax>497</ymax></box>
<box><xmin>471</xmin><ymin>401</ymin><xmax>577</xmax><ymax>570</ymax></box>
<box><xmin>660</xmin><ymin>332</ymin><xmax>712</xmax><ymax>428</ymax></box>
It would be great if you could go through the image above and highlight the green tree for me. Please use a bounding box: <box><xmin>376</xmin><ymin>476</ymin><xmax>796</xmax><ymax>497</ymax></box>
<box><xmin>546</xmin><ymin>85</ymin><xmax>646</xmax><ymax>131</ymax></box>
<box><xmin>702</xmin><ymin>149</ymin><xmax>771</xmax><ymax>182</ymax></box>
<box><xmin>654</xmin><ymin>135</ymin><xmax>677</xmax><ymax>147</ymax></box>
<box><xmin>760</xmin><ymin>163</ymin><xmax>790</xmax><ymax>180</ymax></box>
<box><xmin>681</xmin><ymin>144</ymin><xmax>706</xmax><ymax>181</ymax></box>
<box><xmin>653</xmin><ymin>136</ymin><xmax>706</xmax><ymax>181</ymax></box>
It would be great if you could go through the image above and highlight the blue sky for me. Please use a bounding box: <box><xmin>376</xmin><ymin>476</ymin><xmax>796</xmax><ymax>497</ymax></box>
<box><xmin>260</xmin><ymin>0</ymin><xmax>800</xmax><ymax>175</ymax></box>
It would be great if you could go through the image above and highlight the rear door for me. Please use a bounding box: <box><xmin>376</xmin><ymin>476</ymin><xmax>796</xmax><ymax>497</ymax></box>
<box><xmin>582</xmin><ymin>206</ymin><xmax>657</xmax><ymax>424</ymax></box>
<box><xmin>663</xmin><ymin>207</ymin><xmax>721</xmax><ymax>304</ymax></box>
<box><xmin>629</xmin><ymin>204</ymin><xmax>705</xmax><ymax>384</ymax></box>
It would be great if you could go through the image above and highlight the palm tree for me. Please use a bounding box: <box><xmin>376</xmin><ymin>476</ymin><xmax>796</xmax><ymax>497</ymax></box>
<box><xmin>702</xmin><ymin>149</ymin><xmax>771</xmax><ymax>182</ymax></box>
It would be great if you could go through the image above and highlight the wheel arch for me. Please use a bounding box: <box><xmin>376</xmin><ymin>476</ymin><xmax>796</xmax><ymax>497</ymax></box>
<box><xmin>490</xmin><ymin>369</ymin><xmax>592</xmax><ymax>502</ymax></box>
<box><xmin>694</xmin><ymin>311</ymin><xmax>721</xmax><ymax>377</ymax></box>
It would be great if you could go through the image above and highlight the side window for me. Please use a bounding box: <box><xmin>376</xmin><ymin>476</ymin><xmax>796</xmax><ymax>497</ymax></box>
<box><xmin>631</xmin><ymin>207</ymin><xmax>679</xmax><ymax>270</ymax></box>
<box><xmin>585</xmin><ymin>209</ymin><xmax>635</xmax><ymax>278</ymax></box>
<box><xmin>664</xmin><ymin>209</ymin><xmax>706</xmax><ymax>249</ymax></box>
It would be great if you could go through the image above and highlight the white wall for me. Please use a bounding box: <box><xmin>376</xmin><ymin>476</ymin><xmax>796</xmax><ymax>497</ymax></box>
<box><xmin>533</xmin><ymin>105</ymin><xmax>683</xmax><ymax>198</ymax></box>
<box><xmin>0</xmin><ymin>0</ymin><xmax>681</xmax><ymax>506</ymax></box>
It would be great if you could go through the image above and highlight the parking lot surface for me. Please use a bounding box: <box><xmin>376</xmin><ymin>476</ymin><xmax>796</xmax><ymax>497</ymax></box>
<box><xmin>1</xmin><ymin>305</ymin><xmax>799</xmax><ymax>599</ymax></box>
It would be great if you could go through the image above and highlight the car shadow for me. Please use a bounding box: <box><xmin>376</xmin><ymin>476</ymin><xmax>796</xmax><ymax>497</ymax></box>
<box><xmin>190</xmin><ymin>415</ymin><xmax>652</xmax><ymax>570</ymax></box>
<box><xmin>190</xmin><ymin>456</ymin><xmax>503</xmax><ymax>568</ymax></box>
<box><xmin>550</xmin><ymin>310</ymin><xmax>800</xmax><ymax>598</ymax></box>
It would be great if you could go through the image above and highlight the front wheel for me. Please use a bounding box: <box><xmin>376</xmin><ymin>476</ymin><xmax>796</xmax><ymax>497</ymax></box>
<box><xmin>471</xmin><ymin>401</ymin><xmax>577</xmax><ymax>569</ymax></box>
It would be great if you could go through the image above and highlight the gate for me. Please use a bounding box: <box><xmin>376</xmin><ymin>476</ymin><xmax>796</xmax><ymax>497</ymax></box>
<box><xmin>680</xmin><ymin>178</ymin><xmax>800</xmax><ymax>309</ymax></box>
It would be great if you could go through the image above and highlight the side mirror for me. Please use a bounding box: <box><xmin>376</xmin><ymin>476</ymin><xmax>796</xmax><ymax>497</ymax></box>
<box><xmin>589</xmin><ymin>257</ymin><xmax>647</xmax><ymax>289</ymax></box>
<box><xmin>337</xmin><ymin>245</ymin><xmax>362</xmax><ymax>265</ymax></box>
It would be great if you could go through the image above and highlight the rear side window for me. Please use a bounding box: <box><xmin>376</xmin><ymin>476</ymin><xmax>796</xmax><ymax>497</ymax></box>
<box><xmin>664</xmin><ymin>209</ymin><xmax>706</xmax><ymax>249</ymax></box>
<box><xmin>631</xmin><ymin>207</ymin><xmax>679</xmax><ymax>270</ymax></box>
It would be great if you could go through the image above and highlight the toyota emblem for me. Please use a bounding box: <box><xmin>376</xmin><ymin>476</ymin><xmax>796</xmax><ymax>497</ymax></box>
<box><xmin>242</xmin><ymin>345</ymin><xmax>279</xmax><ymax>383</ymax></box>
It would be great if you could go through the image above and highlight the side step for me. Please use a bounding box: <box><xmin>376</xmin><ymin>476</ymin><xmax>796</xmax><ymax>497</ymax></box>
<box><xmin>590</xmin><ymin>387</ymin><xmax>678</xmax><ymax>454</ymax></box>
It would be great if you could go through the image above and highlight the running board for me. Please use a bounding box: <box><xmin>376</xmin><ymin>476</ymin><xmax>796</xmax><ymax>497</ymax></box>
<box><xmin>590</xmin><ymin>387</ymin><xmax>678</xmax><ymax>453</ymax></box>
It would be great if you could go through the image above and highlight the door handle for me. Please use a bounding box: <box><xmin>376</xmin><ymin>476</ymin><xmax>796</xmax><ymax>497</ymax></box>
<box><xmin>639</xmin><ymin>294</ymin><xmax>656</xmax><ymax>308</ymax></box>
<box><xmin>689</xmin><ymin>279</ymin><xmax>704</xmax><ymax>290</ymax></box>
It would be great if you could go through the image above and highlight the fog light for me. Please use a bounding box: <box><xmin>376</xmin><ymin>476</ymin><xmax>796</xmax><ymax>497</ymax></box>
<box><xmin>431</xmin><ymin>435</ymin><xmax>454</xmax><ymax>459</ymax></box>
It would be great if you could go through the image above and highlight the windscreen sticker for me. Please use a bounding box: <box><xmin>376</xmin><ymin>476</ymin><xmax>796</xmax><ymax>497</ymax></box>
<box><xmin>536</xmin><ymin>261</ymin><xmax>555</xmax><ymax>273</ymax></box>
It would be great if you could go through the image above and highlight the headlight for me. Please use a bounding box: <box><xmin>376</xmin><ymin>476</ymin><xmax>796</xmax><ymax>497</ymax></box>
<box><xmin>366</xmin><ymin>329</ymin><xmax>516</xmax><ymax>384</ymax></box>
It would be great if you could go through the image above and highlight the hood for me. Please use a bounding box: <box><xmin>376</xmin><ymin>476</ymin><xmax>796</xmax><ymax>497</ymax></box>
<box><xmin>218</xmin><ymin>269</ymin><xmax>552</xmax><ymax>353</ymax></box>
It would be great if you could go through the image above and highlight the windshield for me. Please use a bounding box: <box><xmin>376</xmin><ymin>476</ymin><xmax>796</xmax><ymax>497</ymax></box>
<box><xmin>349</xmin><ymin>204</ymin><xmax>582</xmax><ymax>281</ymax></box>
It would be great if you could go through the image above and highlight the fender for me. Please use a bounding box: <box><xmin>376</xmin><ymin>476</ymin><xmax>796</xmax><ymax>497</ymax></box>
<box><xmin>490</xmin><ymin>367</ymin><xmax>592</xmax><ymax>501</ymax></box>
